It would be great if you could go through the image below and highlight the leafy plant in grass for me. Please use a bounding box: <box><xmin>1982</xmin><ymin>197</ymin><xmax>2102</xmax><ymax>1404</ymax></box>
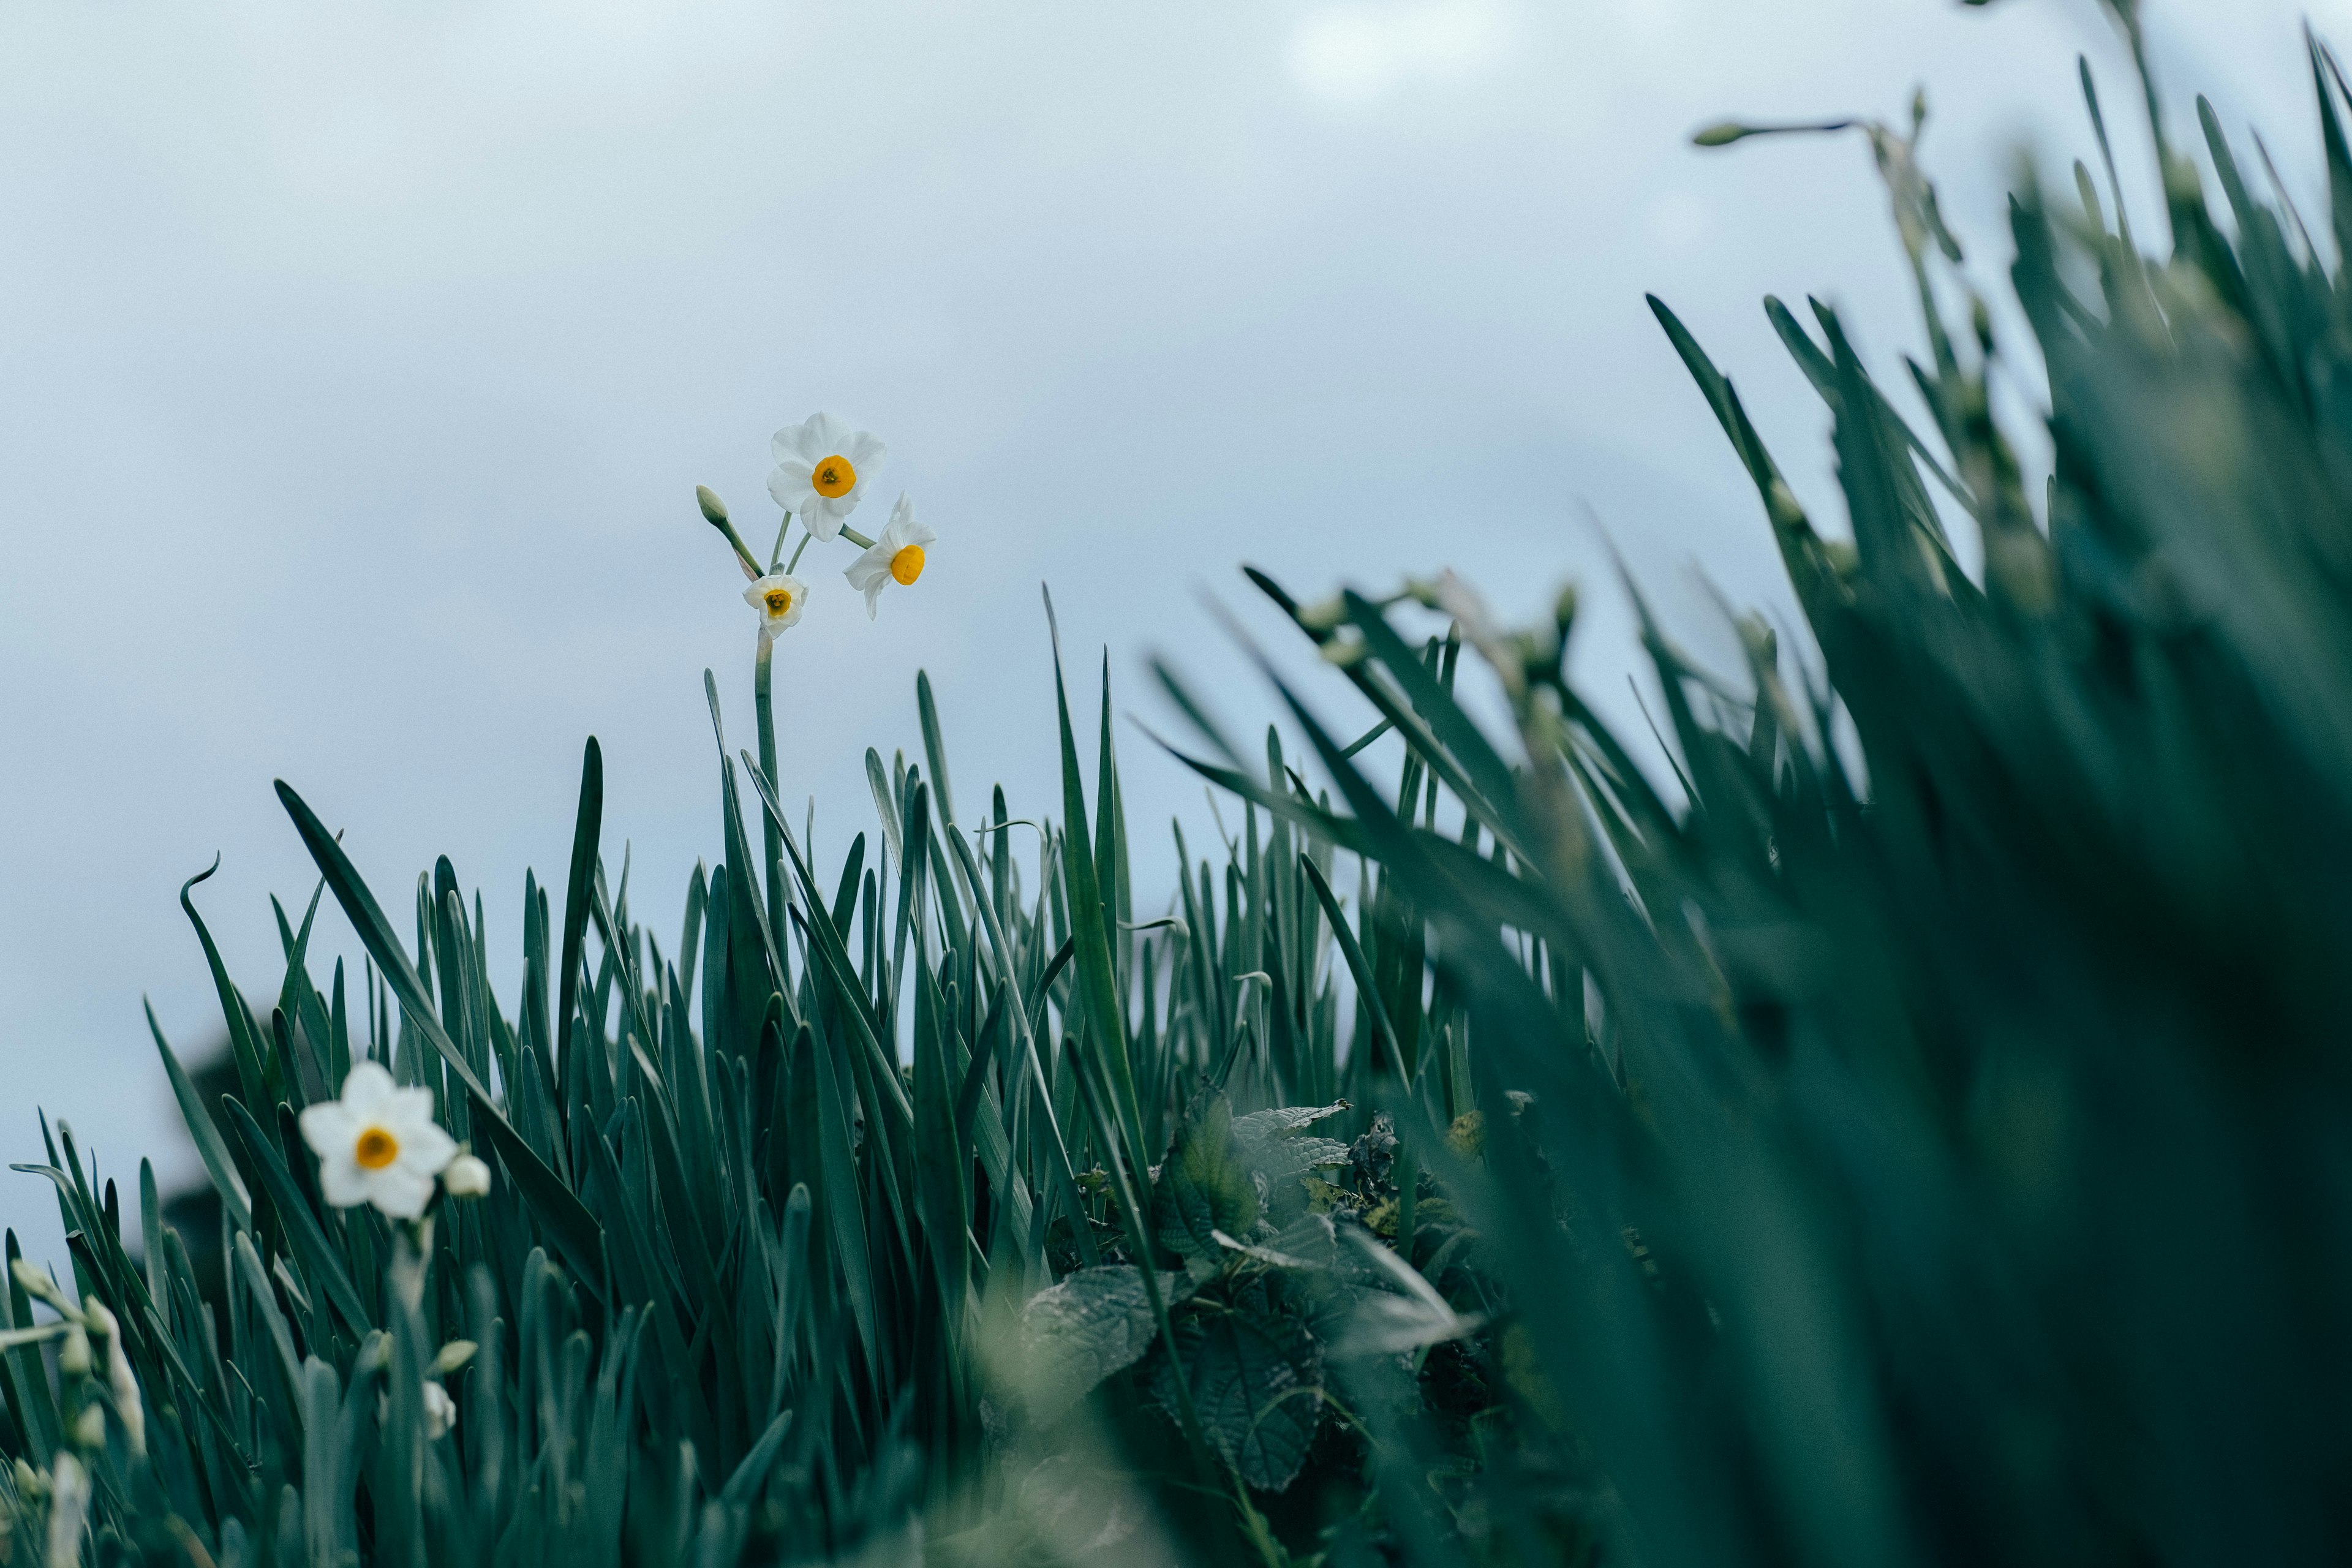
<box><xmin>1151</xmin><ymin>7</ymin><xmax>2352</xmax><ymax>1564</ymax></box>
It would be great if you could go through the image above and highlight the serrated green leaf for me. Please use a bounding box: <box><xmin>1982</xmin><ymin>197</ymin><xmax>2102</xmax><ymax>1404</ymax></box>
<box><xmin>1151</xmin><ymin>1310</ymin><xmax>1322</xmax><ymax>1491</ymax></box>
<box><xmin>1152</xmin><ymin>1093</ymin><xmax>1258</xmax><ymax>1259</ymax></box>
<box><xmin>1014</xmin><ymin>1264</ymin><xmax>1165</xmax><ymax>1422</ymax></box>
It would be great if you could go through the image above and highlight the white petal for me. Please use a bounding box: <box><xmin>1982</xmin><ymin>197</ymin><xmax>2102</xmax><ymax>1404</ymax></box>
<box><xmin>298</xmin><ymin>1102</ymin><xmax>357</xmax><ymax>1158</ymax></box>
<box><xmin>398</xmin><ymin>1119</ymin><xmax>458</xmax><ymax>1176</ymax></box>
<box><xmin>317</xmin><ymin>1154</ymin><xmax>372</xmax><ymax>1208</ymax></box>
<box><xmin>385</xmin><ymin>1090</ymin><xmax>442</xmax><ymax>1128</ymax></box>
<box><xmin>843</xmin><ymin>545</ymin><xmax>891</xmax><ymax>590</ymax></box>
<box><xmin>864</xmin><ymin>578</ymin><xmax>887</xmax><ymax>619</ymax></box>
<box><xmin>905</xmin><ymin>518</ymin><xmax>938</xmax><ymax>548</ymax></box>
<box><xmin>772</xmin><ymin>421</ymin><xmax>820</xmax><ymax>464</ymax></box>
<box><xmin>337</xmin><ymin>1061</ymin><xmax>399</xmax><ymax>1116</ymax></box>
<box><xmin>801</xmin><ymin>506</ymin><xmax>842</xmax><ymax>542</ymax></box>
<box><xmin>805</xmin><ymin>412</ymin><xmax>849</xmax><ymax>453</ymax></box>
<box><xmin>767</xmin><ymin>471</ymin><xmax>816</xmax><ymax>513</ymax></box>
<box><xmin>845</xmin><ymin>431</ymin><xmax>886</xmax><ymax>470</ymax></box>
<box><xmin>366</xmin><ymin>1164</ymin><xmax>437</xmax><ymax>1220</ymax></box>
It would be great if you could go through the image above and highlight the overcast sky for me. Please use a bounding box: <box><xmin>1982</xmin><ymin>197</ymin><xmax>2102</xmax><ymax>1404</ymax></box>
<box><xmin>0</xmin><ymin>0</ymin><xmax>2339</xmax><ymax>1260</ymax></box>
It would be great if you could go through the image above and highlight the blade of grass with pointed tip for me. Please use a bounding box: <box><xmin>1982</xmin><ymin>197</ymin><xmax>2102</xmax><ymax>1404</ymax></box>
<box><xmin>145</xmin><ymin>1000</ymin><xmax>254</xmax><ymax>1233</ymax></box>
<box><xmin>274</xmin><ymin>778</ymin><xmax>606</xmax><ymax>1296</ymax></box>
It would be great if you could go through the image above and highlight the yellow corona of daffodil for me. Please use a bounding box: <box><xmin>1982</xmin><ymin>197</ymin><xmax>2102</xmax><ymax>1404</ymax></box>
<box><xmin>744</xmin><ymin>571</ymin><xmax>810</xmax><ymax>642</ymax></box>
<box><xmin>768</xmin><ymin>412</ymin><xmax>884</xmax><ymax>540</ymax></box>
<box><xmin>843</xmin><ymin>495</ymin><xmax>936</xmax><ymax>619</ymax></box>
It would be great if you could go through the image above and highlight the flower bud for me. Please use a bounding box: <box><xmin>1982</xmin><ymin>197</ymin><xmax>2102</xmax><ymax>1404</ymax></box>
<box><xmin>58</xmin><ymin>1326</ymin><xmax>91</xmax><ymax>1378</ymax></box>
<box><xmin>9</xmin><ymin>1259</ymin><xmax>69</xmax><ymax>1313</ymax></box>
<box><xmin>442</xmin><ymin>1153</ymin><xmax>492</xmax><ymax>1199</ymax></box>
<box><xmin>696</xmin><ymin>485</ymin><xmax>730</xmax><ymax>526</ymax></box>
<box><xmin>1296</xmin><ymin>596</ymin><xmax>1348</xmax><ymax>634</ymax></box>
<box><xmin>85</xmin><ymin>1302</ymin><xmax>144</xmax><ymax>1458</ymax></box>
<box><xmin>1692</xmin><ymin>120</ymin><xmax>1757</xmax><ymax>148</ymax></box>
<box><xmin>71</xmin><ymin>1403</ymin><xmax>105</xmax><ymax>1449</ymax></box>
<box><xmin>45</xmin><ymin>1453</ymin><xmax>88</xmax><ymax>1567</ymax></box>
<box><xmin>430</xmin><ymin>1340</ymin><xmax>478</xmax><ymax>1376</ymax></box>
<box><xmin>1318</xmin><ymin>634</ymin><xmax>1368</xmax><ymax>668</ymax></box>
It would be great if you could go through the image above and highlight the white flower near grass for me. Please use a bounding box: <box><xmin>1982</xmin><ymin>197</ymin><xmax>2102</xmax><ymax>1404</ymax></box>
<box><xmin>843</xmin><ymin>495</ymin><xmax>935</xmax><ymax>619</ymax></box>
<box><xmin>377</xmin><ymin>1381</ymin><xmax>461</xmax><ymax>1439</ymax></box>
<box><xmin>768</xmin><ymin>413</ymin><xmax>884</xmax><ymax>540</ymax></box>
<box><xmin>443</xmin><ymin>1153</ymin><xmax>492</xmax><ymax>1199</ymax></box>
<box><xmin>296</xmin><ymin>1061</ymin><xmax>456</xmax><ymax>1220</ymax></box>
<box><xmin>743</xmin><ymin>571</ymin><xmax>810</xmax><ymax>643</ymax></box>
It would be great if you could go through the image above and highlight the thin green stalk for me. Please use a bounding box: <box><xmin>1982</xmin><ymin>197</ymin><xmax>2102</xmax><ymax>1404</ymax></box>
<box><xmin>756</xmin><ymin>641</ymin><xmax>786</xmax><ymax>949</ymax></box>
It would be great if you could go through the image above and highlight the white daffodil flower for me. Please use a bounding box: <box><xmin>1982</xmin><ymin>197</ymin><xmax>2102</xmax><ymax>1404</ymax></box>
<box><xmin>768</xmin><ymin>412</ymin><xmax>884</xmax><ymax>541</ymax></box>
<box><xmin>296</xmin><ymin>1061</ymin><xmax>457</xmax><ymax>1220</ymax></box>
<box><xmin>743</xmin><ymin>571</ymin><xmax>810</xmax><ymax>644</ymax></box>
<box><xmin>843</xmin><ymin>495</ymin><xmax>937</xmax><ymax>620</ymax></box>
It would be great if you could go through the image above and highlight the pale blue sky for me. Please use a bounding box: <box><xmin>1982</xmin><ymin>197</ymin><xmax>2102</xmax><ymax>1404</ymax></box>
<box><xmin>0</xmin><ymin>0</ymin><xmax>2337</xmax><ymax>1258</ymax></box>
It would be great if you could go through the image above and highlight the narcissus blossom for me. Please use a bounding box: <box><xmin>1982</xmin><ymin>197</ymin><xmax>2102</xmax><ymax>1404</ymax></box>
<box><xmin>297</xmin><ymin>1061</ymin><xmax>456</xmax><ymax>1220</ymax></box>
<box><xmin>744</xmin><ymin>571</ymin><xmax>810</xmax><ymax>643</ymax></box>
<box><xmin>843</xmin><ymin>495</ymin><xmax>936</xmax><ymax>619</ymax></box>
<box><xmin>768</xmin><ymin>412</ymin><xmax>884</xmax><ymax>540</ymax></box>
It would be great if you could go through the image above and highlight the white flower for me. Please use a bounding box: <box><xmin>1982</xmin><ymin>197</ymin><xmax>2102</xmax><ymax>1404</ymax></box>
<box><xmin>442</xmin><ymin>1153</ymin><xmax>492</xmax><ymax>1199</ymax></box>
<box><xmin>296</xmin><ymin>1061</ymin><xmax>456</xmax><ymax>1220</ymax></box>
<box><xmin>743</xmin><ymin>571</ymin><xmax>810</xmax><ymax>644</ymax></box>
<box><xmin>380</xmin><ymin>1381</ymin><xmax>460</xmax><ymax>1439</ymax></box>
<box><xmin>767</xmin><ymin>412</ymin><xmax>885</xmax><ymax>541</ymax></box>
<box><xmin>843</xmin><ymin>495</ymin><xmax>937</xmax><ymax>620</ymax></box>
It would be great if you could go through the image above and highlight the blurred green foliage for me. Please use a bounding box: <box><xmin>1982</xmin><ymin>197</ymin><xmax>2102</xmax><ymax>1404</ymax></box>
<box><xmin>7</xmin><ymin>12</ymin><xmax>2352</xmax><ymax>1567</ymax></box>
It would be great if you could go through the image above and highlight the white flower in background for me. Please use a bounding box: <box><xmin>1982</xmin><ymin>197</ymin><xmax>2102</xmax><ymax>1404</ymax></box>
<box><xmin>297</xmin><ymin>1061</ymin><xmax>456</xmax><ymax>1220</ymax></box>
<box><xmin>768</xmin><ymin>412</ymin><xmax>885</xmax><ymax>540</ymax></box>
<box><xmin>843</xmin><ymin>495</ymin><xmax>937</xmax><ymax>619</ymax></box>
<box><xmin>379</xmin><ymin>1381</ymin><xmax>461</xmax><ymax>1439</ymax></box>
<box><xmin>442</xmin><ymin>1153</ymin><xmax>492</xmax><ymax>1199</ymax></box>
<box><xmin>743</xmin><ymin>571</ymin><xmax>810</xmax><ymax>643</ymax></box>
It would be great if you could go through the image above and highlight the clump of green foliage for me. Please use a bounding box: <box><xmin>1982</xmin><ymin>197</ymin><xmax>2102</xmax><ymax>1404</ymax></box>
<box><xmin>8</xmin><ymin>6</ymin><xmax>2352</xmax><ymax>1564</ymax></box>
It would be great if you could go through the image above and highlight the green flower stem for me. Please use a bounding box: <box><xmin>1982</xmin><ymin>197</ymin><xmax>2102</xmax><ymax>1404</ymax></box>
<box><xmin>837</xmin><ymin>525</ymin><xmax>875</xmax><ymax>551</ymax></box>
<box><xmin>755</xmin><ymin>639</ymin><xmax>786</xmax><ymax>944</ymax></box>
<box><xmin>714</xmin><ymin>517</ymin><xmax>764</xmax><ymax>578</ymax></box>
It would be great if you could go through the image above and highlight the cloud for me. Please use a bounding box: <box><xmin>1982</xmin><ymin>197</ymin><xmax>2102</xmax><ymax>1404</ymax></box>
<box><xmin>1286</xmin><ymin>0</ymin><xmax>1516</xmax><ymax>107</ymax></box>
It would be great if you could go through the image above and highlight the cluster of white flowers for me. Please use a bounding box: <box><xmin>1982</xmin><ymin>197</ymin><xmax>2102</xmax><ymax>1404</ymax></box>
<box><xmin>722</xmin><ymin>410</ymin><xmax>940</xmax><ymax>646</ymax></box>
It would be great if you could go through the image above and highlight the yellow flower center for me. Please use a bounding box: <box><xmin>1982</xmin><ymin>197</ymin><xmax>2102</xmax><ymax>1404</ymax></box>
<box><xmin>355</xmin><ymin>1127</ymin><xmax>400</xmax><ymax>1170</ymax></box>
<box><xmin>763</xmin><ymin>587</ymin><xmax>794</xmax><ymax>616</ymax></box>
<box><xmin>890</xmin><ymin>545</ymin><xmax>925</xmax><ymax>586</ymax></box>
<box><xmin>811</xmin><ymin>455</ymin><xmax>856</xmax><ymax>499</ymax></box>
